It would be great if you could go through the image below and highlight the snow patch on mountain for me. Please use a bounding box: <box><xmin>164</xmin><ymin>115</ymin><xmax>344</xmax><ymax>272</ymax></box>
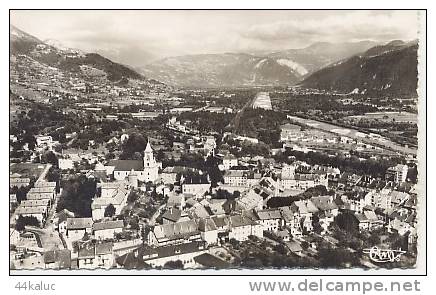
<box><xmin>255</xmin><ymin>59</ymin><xmax>267</xmax><ymax>69</ymax></box>
<box><xmin>276</xmin><ymin>59</ymin><xmax>308</xmax><ymax>76</ymax></box>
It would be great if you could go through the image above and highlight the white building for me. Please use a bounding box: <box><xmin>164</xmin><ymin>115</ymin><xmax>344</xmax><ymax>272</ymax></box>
<box><xmin>222</xmin><ymin>155</ymin><xmax>238</xmax><ymax>170</ymax></box>
<box><xmin>93</xmin><ymin>220</ymin><xmax>124</xmax><ymax>240</ymax></box>
<box><xmin>386</xmin><ymin>164</ymin><xmax>409</xmax><ymax>183</ymax></box>
<box><xmin>107</xmin><ymin>141</ymin><xmax>162</xmax><ymax>182</ymax></box>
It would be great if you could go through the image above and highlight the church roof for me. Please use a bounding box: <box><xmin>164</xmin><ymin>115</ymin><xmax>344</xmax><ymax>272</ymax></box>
<box><xmin>108</xmin><ymin>160</ymin><xmax>143</xmax><ymax>172</ymax></box>
<box><xmin>145</xmin><ymin>141</ymin><xmax>153</xmax><ymax>152</ymax></box>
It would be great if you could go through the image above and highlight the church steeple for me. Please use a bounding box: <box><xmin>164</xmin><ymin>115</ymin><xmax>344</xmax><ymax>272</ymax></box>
<box><xmin>145</xmin><ymin>139</ymin><xmax>153</xmax><ymax>153</ymax></box>
<box><xmin>144</xmin><ymin>139</ymin><xmax>155</xmax><ymax>168</ymax></box>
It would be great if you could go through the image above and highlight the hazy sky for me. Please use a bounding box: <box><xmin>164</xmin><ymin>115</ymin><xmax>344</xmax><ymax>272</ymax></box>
<box><xmin>11</xmin><ymin>10</ymin><xmax>419</xmax><ymax>66</ymax></box>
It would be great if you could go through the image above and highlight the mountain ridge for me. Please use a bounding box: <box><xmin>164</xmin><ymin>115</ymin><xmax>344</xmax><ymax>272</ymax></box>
<box><xmin>140</xmin><ymin>41</ymin><xmax>380</xmax><ymax>88</ymax></box>
<box><xmin>299</xmin><ymin>41</ymin><xmax>418</xmax><ymax>97</ymax></box>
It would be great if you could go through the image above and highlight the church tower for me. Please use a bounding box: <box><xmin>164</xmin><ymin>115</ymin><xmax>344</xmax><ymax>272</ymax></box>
<box><xmin>142</xmin><ymin>140</ymin><xmax>161</xmax><ymax>182</ymax></box>
<box><xmin>144</xmin><ymin>140</ymin><xmax>156</xmax><ymax>168</ymax></box>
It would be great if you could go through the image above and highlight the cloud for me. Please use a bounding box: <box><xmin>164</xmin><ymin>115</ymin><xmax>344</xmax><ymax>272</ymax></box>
<box><xmin>240</xmin><ymin>11</ymin><xmax>418</xmax><ymax>46</ymax></box>
<box><xmin>10</xmin><ymin>10</ymin><xmax>420</xmax><ymax>65</ymax></box>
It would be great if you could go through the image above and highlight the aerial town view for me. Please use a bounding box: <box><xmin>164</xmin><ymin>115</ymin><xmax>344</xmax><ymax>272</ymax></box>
<box><xmin>9</xmin><ymin>10</ymin><xmax>423</xmax><ymax>271</ymax></box>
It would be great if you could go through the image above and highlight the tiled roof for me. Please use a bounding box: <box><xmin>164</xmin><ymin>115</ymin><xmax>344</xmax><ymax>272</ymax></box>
<box><xmin>162</xmin><ymin>208</ymin><xmax>183</xmax><ymax>222</ymax></box>
<box><xmin>93</xmin><ymin>220</ymin><xmax>124</xmax><ymax>231</ymax></box>
<box><xmin>153</xmin><ymin>220</ymin><xmax>199</xmax><ymax>240</ymax></box>
<box><xmin>198</xmin><ymin>218</ymin><xmax>217</xmax><ymax>232</ymax></box>
<box><xmin>96</xmin><ymin>242</ymin><xmax>113</xmax><ymax>255</ymax></box>
<box><xmin>310</xmin><ymin>196</ymin><xmax>338</xmax><ymax>211</ymax></box>
<box><xmin>194</xmin><ymin>253</ymin><xmax>230</xmax><ymax>269</ymax></box>
<box><xmin>43</xmin><ymin>249</ymin><xmax>71</xmax><ymax>269</ymax></box>
<box><xmin>108</xmin><ymin>160</ymin><xmax>143</xmax><ymax>171</ymax></box>
<box><xmin>66</xmin><ymin>218</ymin><xmax>93</xmax><ymax>230</ymax></box>
<box><xmin>256</xmin><ymin>209</ymin><xmax>282</xmax><ymax>220</ymax></box>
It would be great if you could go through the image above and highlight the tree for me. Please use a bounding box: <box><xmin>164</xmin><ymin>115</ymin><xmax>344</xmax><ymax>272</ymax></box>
<box><xmin>334</xmin><ymin>212</ymin><xmax>359</xmax><ymax>234</ymax></box>
<box><xmin>15</xmin><ymin>215</ymin><xmax>40</xmax><ymax>229</ymax></box>
<box><xmin>56</xmin><ymin>175</ymin><xmax>96</xmax><ymax>217</ymax></box>
<box><xmin>127</xmin><ymin>191</ymin><xmax>140</xmax><ymax>203</ymax></box>
<box><xmin>104</xmin><ymin>204</ymin><xmax>116</xmax><ymax>217</ymax></box>
<box><xmin>15</xmin><ymin>216</ymin><xmax>25</xmax><ymax>231</ymax></box>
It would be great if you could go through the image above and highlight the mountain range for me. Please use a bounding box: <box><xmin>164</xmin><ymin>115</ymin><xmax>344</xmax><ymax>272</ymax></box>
<box><xmin>300</xmin><ymin>40</ymin><xmax>418</xmax><ymax>96</ymax></box>
<box><xmin>10</xmin><ymin>25</ymin><xmax>419</xmax><ymax>97</ymax></box>
<box><xmin>10</xmin><ymin>25</ymin><xmax>146</xmax><ymax>84</ymax></box>
<box><xmin>140</xmin><ymin>41</ymin><xmax>379</xmax><ymax>88</ymax></box>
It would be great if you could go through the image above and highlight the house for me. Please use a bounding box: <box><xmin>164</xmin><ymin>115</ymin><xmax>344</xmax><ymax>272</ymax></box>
<box><xmin>10</xmin><ymin>228</ymin><xmax>21</xmax><ymax>245</ymax></box>
<box><xmin>95</xmin><ymin>242</ymin><xmax>115</xmax><ymax>268</ymax></box>
<box><xmin>11</xmin><ymin>254</ymin><xmax>45</xmax><ymax>270</ymax></box>
<box><xmin>206</xmin><ymin>199</ymin><xmax>227</xmax><ymax>216</ymax></box>
<box><xmin>27</xmin><ymin>186</ymin><xmax>56</xmax><ymax>202</ymax></box>
<box><xmin>182</xmin><ymin>183</ymin><xmax>210</xmax><ymax>197</ymax></box>
<box><xmin>58</xmin><ymin>158</ymin><xmax>74</xmax><ymax>170</ymax></box>
<box><xmin>43</xmin><ymin>249</ymin><xmax>71</xmax><ymax>269</ymax></box>
<box><xmin>161</xmin><ymin>166</ymin><xmax>183</xmax><ymax>184</ymax></box>
<box><xmin>224</xmin><ymin>170</ymin><xmax>248</xmax><ymax>187</ymax></box>
<box><xmin>279</xmin><ymin>206</ymin><xmax>302</xmax><ymax>237</ymax></box>
<box><xmin>148</xmin><ymin>220</ymin><xmax>201</xmax><ymax>246</ymax></box>
<box><xmin>20</xmin><ymin>199</ymin><xmax>50</xmax><ymax>210</ymax></box>
<box><xmin>228</xmin><ymin>215</ymin><xmax>263</xmax><ymax>241</ymax></box>
<box><xmin>167</xmin><ymin>193</ymin><xmax>186</xmax><ymax>209</ymax></box>
<box><xmin>10</xmin><ymin>194</ymin><xmax>17</xmax><ymax>205</ymax></box>
<box><xmin>53</xmin><ymin>209</ymin><xmax>75</xmax><ymax>234</ymax></box>
<box><xmin>285</xmin><ymin>241</ymin><xmax>303</xmax><ymax>255</ymax></box>
<box><xmin>93</xmin><ymin>220</ymin><xmax>124</xmax><ymax>240</ymax></box>
<box><xmin>77</xmin><ymin>242</ymin><xmax>96</xmax><ymax>269</ymax></box>
<box><xmin>34</xmin><ymin>181</ymin><xmax>57</xmax><ymax>189</ymax></box>
<box><xmin>161</xmin><ymin>208</ymin><xmax>190</xmax><ymax>224</ymax></box>
<box><xmin>355</xmin><ymin>211</ymin><xmax>383</xmax><ymax>231</ymax></box>
<box><xmin>188</xmin><ymin>203</ymin><xmax>210</xmax><ymax>219</ymax></box>
<box><xmin>310</xmin><ymin>195</ymin><xmax>339</xmax><ymax>217</ymax></box>
<box><xmin>276</xmin><ymin>229</ymin><xmax>291</xmax><ymax>242</ymax></box>
<box><xmin>15</xmin><ymin>206</ymin><xmax>47</xmax><ymax>224</ymax></box>
<box><xmin>116</xmin><ymin>241</ymin><xmax>207</xmax><ymax>269</ymax></box>
<box><xmin>355</xmin><ymin>213</ymin><xmax>370</xmax><ymax>231</ymax></box>
<box><xmin>112</xmin><ymin>239</ymin><xmax>143</xmax><ymax>257</ymax></box>
<box><xmin>198</xmin><ymin>218</ymin><xmax>218</xmax><ymax>245</ymax></box>
<box><xmin>211</xmin><ymin>216</ymin><xmax>230</xmax><ymax>242</ymax></box>
<box><xmin>364</xmin><ymin>210</ymin><xmax>384</xmax><ymax>230</ymax></box>
<box><xmin>341</xmin><ymin>192</ymin><xmax>366</xmax><ymax>213</ymax></box>
<box><xmin>365</xmin><ymin>190</ymin><xmax>393</xmax><ymax>210</ymax></box>
<box><xmin>292</xmin><ymin>200</ymin><xmax>319</xmax><ymax>233</ymax></box>
<box><xmin>281</xmin><ymin>173</ymin><xmax>328</xmax><ymax>191</ymax></box>
<box><xmin>222</xmin><ymin>155</ymin><xmax>238</xmax><ymax>170</ymax></box>
<box><xmin>255</xmin><ymin>209</ymin><xmax>283</xmax><ymax>232</ymax></box>
<box><xmin>91</xmin><ymin>182</ymin><xmax>129</xmax><ymax>220</ymax></box>
<box><xmin>10</xmin><ymin>173</ymin><xmax>31</xmax><ymax>188</ymax></box>
<box><xmin>66</xmin><ymin>218</ymin><xmax>93</xmax><ymax>241</ymax></box>
<box><xmin>385</xmin><ymin>164</ymin><xmax>408</xmax><ymax>184</ymax></box>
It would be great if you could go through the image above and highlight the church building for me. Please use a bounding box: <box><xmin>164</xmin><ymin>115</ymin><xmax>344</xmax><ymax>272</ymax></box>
<box><xmin>107</xmin><ymin>141</ymin><xmax>162</xmax><ymax>182</ymax></box>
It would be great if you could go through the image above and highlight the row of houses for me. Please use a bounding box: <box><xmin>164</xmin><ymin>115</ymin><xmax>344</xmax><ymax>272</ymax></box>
<box><xmin>57</xmin><ymin>217</ymin><xmax>124</xmax><ymax>241</ymax></box>
<box><xmin>13</xmin><ymin>181</ymin><xmax>57</xmax><ymax>224</ymax></box>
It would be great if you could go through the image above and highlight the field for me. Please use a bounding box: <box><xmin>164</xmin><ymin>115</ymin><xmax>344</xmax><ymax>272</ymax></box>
<box><xmin>344</xmin><ymin>112</ymin><xmax>417</xmax><ymax>124</ymax></box>
<box><xmin>10</xmin><ymin>163</ymin><xmax>46</xmax><ymax>178</ymax></box>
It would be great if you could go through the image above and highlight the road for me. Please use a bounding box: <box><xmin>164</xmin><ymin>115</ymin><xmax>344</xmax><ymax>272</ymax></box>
<box><xmin>36</xmin><ymin>163</ymin><xmax>52</xmax><ymax>182</ymax></box>
<box><xmin>26</xmin><ymin>225</ymin><xmax>64</xmax><ymax>250</ymax></box>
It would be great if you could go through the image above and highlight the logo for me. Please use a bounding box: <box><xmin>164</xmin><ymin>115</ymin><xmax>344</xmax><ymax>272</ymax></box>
<box><xmin>363</xmin><ymin>246</ymin><xmax>406</xmax><ymax>263</ymax></box>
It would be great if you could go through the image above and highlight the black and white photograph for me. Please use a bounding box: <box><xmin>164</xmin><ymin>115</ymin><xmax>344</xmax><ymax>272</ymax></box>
<box><xmin>8</xmin><ymin>9</ymin><xmax>426</xmax><ymax>276</ymax></box>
